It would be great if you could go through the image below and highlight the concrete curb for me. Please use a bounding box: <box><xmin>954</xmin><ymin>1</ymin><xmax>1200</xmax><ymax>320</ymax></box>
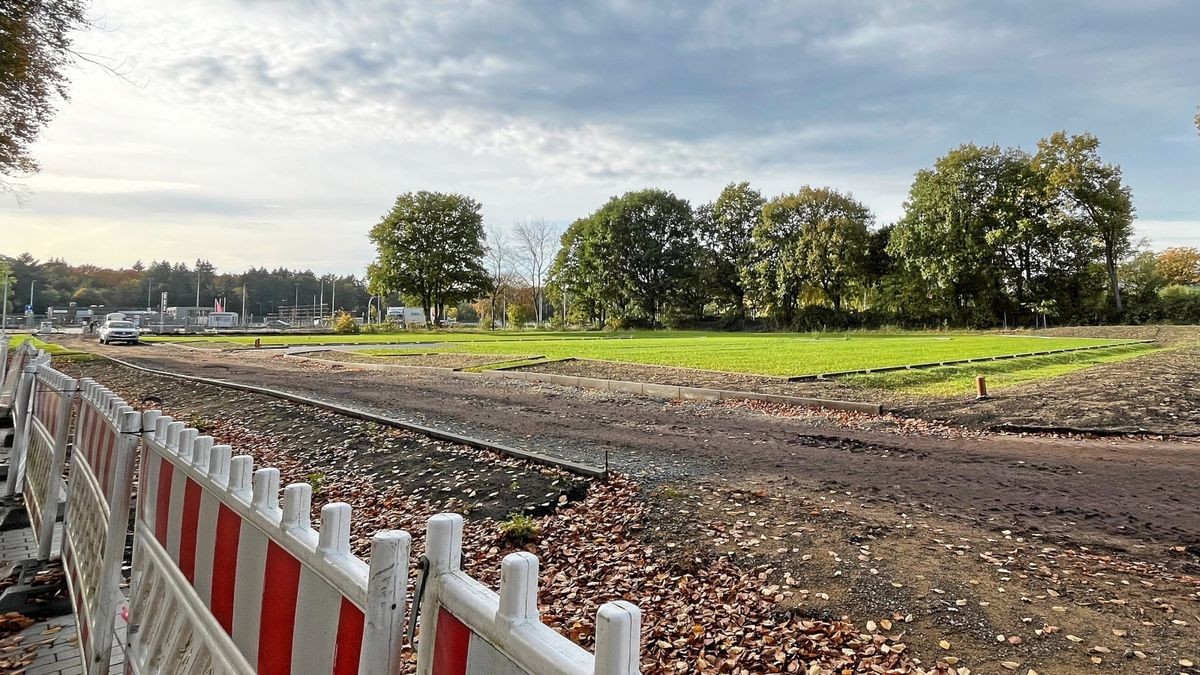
<box><xmin>96</xmin><ymin>355</ymin><xmax>608</xmax><ymax>479</ymax></box>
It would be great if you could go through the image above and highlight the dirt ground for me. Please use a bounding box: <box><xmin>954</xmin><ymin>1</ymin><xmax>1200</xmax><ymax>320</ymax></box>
<box><xmin>51</xmin><ymin>335</ymin><xmax>1200</xmax><ymax>673</ymax></box>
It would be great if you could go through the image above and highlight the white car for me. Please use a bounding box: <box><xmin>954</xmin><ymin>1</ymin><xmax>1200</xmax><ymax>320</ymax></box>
<box><xmin>98</xmin><ymin>320</ymin><xmax>140</xmax><ymax>345</ymax></box>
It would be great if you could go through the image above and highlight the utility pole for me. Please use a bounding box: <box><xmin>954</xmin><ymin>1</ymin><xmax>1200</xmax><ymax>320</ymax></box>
<box><xmin>319</xmin><ymin>283</ymin><xmax>324</xmax><ymax>322</ymax></box>
<box><xmin>331</xmin><ymin>280</ymin><xmax>336</xmax><ymax>316</ymax></box>
<box><xmin>242</xmin><ymin>284</ymin><xmax>247</xmax><ymax>326</ymax></box>
<box><xmin>195</xmin><ymin>269</ymin><xmax>201</xmax><ymax>307</ymax></box>
<box><xmin>293</xmin><ymin>284</ymin><xmax>299</xmax><ymax>325</ymax></box>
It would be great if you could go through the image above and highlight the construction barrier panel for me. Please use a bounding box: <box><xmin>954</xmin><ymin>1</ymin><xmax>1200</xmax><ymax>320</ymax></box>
<box><xmin>415</xmin><ymin>513</ymin><xmax>641</xmax><ymax>675</ymax></box>
<box><xmin>62</xmin><ymin>379</ymin><xmax>142</xmax><ymax>674</ymax></box>
<box><xmin>128</xmin><ymin>412</ymin><xmax>410</xmax><ymax>674</ymax></box>
<box><xmin>0</xmin><ymin>338</ymin><xmax>8</xmax><ymax>398</ymax></box>
<box><xmin>2</xmin><ymin>346</ymin><xmax>48</xmax><ymax>498</ymax></box>
<box><xmin>23</xmin><ymin>360</ymin><xmax>77</xmax><ymax>559</ymax></box>
<box><xmin>0</xmin><ymin>339</ymin><xmax>31</xmax><ymax>410</ymax></box>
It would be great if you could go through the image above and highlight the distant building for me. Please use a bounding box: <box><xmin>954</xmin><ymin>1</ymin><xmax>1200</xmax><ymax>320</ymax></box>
<box><xmin>165</xmin><ymin>306</ymin><xmax>213</xmax><ymax>327</ymax></box>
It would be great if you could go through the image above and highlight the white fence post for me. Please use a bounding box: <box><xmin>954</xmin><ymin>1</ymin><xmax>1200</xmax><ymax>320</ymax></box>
<box><xmin>593</xmin><ymin>602</ymin><xmax>642</xmax><ymax>675</ymax></box>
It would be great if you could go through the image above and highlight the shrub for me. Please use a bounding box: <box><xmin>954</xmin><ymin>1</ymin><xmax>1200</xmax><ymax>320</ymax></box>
<box><xmin>362</xmin><ymin>319</ymin><xmax>402</xmax><ymax>334</ymax></box>
<box><xmin>1160</xmin><ymin>285</ymin><xmax>1200</xmax><ymax>324</ymax></box>
<box><xmin>603</xmin><ymin>315</ymin><xmax>629</xmax><ymax>332</ymax></box>
<box><xmin>332</xmin><ymin>311</ymin><xmax>360</xmax><ymax>334</ymax></box>
<box><xmin>506</xmin><ymin>303</ymin><xmax>532</xmax><ymax>329</ymax></box>
<box><xmin>498</xmin><ymin>513</ymin><xmax>540</xmax><ymax>544</ymax></box>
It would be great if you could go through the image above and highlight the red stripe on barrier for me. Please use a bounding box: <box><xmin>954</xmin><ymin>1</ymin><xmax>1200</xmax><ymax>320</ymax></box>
<box><xmin>179</xmin><ymin>479</ymin><xmax>202</xmax><ymax>583</ymax></box>
<box><xmin>332</xmin><ymin>597</ymin><xmax>364</xmax><ymax>675</ymax></box>
<box><xmin>210</xmin><ymin>504</ymin><xmax>241</xmax><ymax>633</ymax></box>
<box><xmin>153</xmin><ymin>456</ymin><xmax>174</xmax><ymax>545</ymax></box>
<box><xmin>432</xmin><ymin>610</ymin><xmax>470</xmax><ymax>675</ymax></box>
<box><xmin>258</xmin><ymin>541</ymin><xmax>302</xmax><ymax>675</ymax></box>
<box><xmin>102</xmin><ymin>420</ymin><xmax>116</xmax><ymax>499</ymax></box>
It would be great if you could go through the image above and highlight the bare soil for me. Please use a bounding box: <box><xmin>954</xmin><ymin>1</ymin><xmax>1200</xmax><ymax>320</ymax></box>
<box><xmin>51</xmin><ymin>335</ymin><xmax>1200</xmax><ymax>673</ymax></box>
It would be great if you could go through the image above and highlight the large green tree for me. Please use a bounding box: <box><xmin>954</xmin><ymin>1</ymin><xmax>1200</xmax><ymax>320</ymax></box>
<box><xmin>750</xmin><ymin>187</ymin><xmax>872</xmax><ymax>320</ymax></box>
<box><xmin>1</xmin><ymin>0</ymin><xmax>88</xmax><ymax>188</ymax></box>
<box><xmin>888</xmin><ymin>144</ymin><xmax>1012</xmax><ymax>322</ymax></box>
<box><xmin>367</xmin><ymin>191</ymin><xmax>491</xmax><ymax>324</ymax></box>
<box><xmin>588</xmin><ymin>189</ymin><xmax>696</xmax><ymax>326</ymax></box>
<box><xmin>1033</xmin><ymin>132</ymin><xmax>1134</xmax><ymax>313</ymax></box>
<box><xmin>697</xmin><ymin>182</ymin><xmax>765</xmax><ymax>321</ymax></box>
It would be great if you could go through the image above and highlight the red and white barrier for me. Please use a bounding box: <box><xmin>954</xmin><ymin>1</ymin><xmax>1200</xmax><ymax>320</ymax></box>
<box><xmin>22</xmin><ymin>361</ymin><xmax>77</xmax><ymax>560</ymax></box>
<box><xmin>128</xmin><ymin>412</ymin><xmax>410</xmax><ymax>674</ymax></box>
<box><xmin>415</xmin><ymin>513</ymin><xmax>641</xmax><ymax>675</ymax></box>
<box><xmin>62</xmin><ymin>379</ymin><xmax>142</xmax><ymax>674</ymax></box>
<box><xmin>2</xmin><ymin>346</ymin><xmax>48</xmax><ymax>498</ymax></box>
<box><xmin>0</xmin><ymin>339</ymin><xmax>32</xmax><ymax>411</ymax></box>
<box><xmin>0</xmin><ymin>339</ymin><xmax>9</xmax><ymax>400</ymax></box>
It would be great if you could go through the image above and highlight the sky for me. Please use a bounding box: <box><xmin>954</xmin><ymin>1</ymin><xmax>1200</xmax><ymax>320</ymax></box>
<box><xmin>4</xmin><ymin>0</ymin><xmax>1199</xmax><ymax>276</ymax></box>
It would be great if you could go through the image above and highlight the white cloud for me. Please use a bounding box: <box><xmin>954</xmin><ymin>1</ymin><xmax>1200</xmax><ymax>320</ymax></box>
<box><xmin>4</xmin><ymin>0</ymin><xmax>1198</xmax><ymax>275</ymax></box>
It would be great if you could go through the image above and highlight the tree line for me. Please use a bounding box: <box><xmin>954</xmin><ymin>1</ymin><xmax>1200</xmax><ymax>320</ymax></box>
<box><xmin>0</xmin><ymin>253</ymin><xmax>372</xmax><ymax>319</ymax></box>
<box><xmin>368</xmin><ymin>131</ymin><xmax>1200</xmax><ymax>330</ymax></box>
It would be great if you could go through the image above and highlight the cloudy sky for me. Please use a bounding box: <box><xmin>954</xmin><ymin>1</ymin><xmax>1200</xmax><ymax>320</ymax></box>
<box><xmin>6</xmin><ymin>0</ymin><xmax>1199</xmax><ymax>275</ymax></box>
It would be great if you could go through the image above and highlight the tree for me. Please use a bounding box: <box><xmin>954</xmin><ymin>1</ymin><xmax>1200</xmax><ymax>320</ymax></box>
<box><xmin>795</xmin><ymin>188</ymin><xmax>873</xmax><ymax>312</ymax></box>
<box><xmin>589</xmin><ymin>189</ymin><xmax>696</xmax><ymax>326</ymax></box>
<box><xmin>547</xmin><ymin>217</ymin><xmax>613</xmax><ymax>327</ymax></box>
<box><xmin>749</xmin><ymin>187</ymin><xmax>872</xmax><ymax>320</ymax></box>
<box><xmin>512</xmin><ymin>219</ymin><xmax>558</xmax><ymax>326</ymax></box>
<box><xmin>1034</xmin><ymin>132</ymin><xmax>1135</xmax><ymax>313</ymax></box>
<box><xmin>698</xmin><ymin>182</ymin><xmax>764</xmax><ymax>322</ymax></box>
<box><xmin>367</xmin><ymin>191</ymin><xmax>492</xmax><ymax>325</ymax></box>
<box><xmin>888</xmin><ymin>144</ymin><xmax>1010</xmax><ymax>322</ymax></box>
<box><xmin>483</xmin><ymin>224</ymin><xmax>511</xmax><ymax>330</ymax></box>
<box><xmin>1156</xmin><ymin>247</ymin><xmax>1200</xmax><ymax>286</ymax></box>
<box><xmin>1</xmin><ymin>1</ymin><xmax>89</xmax><ymax>190</ymax></box>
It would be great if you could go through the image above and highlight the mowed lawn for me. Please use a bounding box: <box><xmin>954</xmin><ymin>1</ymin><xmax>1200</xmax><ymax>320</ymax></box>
<box><xmin>5</xmin><ymin>334</ymin><xmax>74</xmax><ymax>355</ymax></box>
<box><xmin>365</xmin><ymin>332</ymin><xmax>1138</xmax><ymax>378</ymax></box>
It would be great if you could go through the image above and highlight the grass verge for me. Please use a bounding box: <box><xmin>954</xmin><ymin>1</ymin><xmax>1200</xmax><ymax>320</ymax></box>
<box><xmin>841</xmin><ymin>343</ymin><xmax>1160</xmax><ymax>396</ymax></box>
<box><xmin>5</xmin><ymin>334</ymin><xmax>74</xmax><ymax>355</ymax></box>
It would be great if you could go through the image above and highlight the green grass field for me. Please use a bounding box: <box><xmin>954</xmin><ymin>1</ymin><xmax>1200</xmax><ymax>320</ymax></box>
<box><xmin>5</xmin><ymin>334</ymin><xmax>73</xmax><ymax>355</ymax></box>
<box><xmin>842</xmin><ymin>342</ymin><xmax>1159</xmax><ymax>395</ymax></box>
<box><xmin>341</xmin><ymin>331</ymin><xmax>1140</xmax><ymax>378</ymax></box>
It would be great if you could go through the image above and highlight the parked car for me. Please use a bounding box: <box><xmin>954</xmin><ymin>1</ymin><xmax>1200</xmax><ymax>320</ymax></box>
<box><xmin>98</xmin><ymin>320</ymin><xmax>140</xmax><ymax>345</ymax></box>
